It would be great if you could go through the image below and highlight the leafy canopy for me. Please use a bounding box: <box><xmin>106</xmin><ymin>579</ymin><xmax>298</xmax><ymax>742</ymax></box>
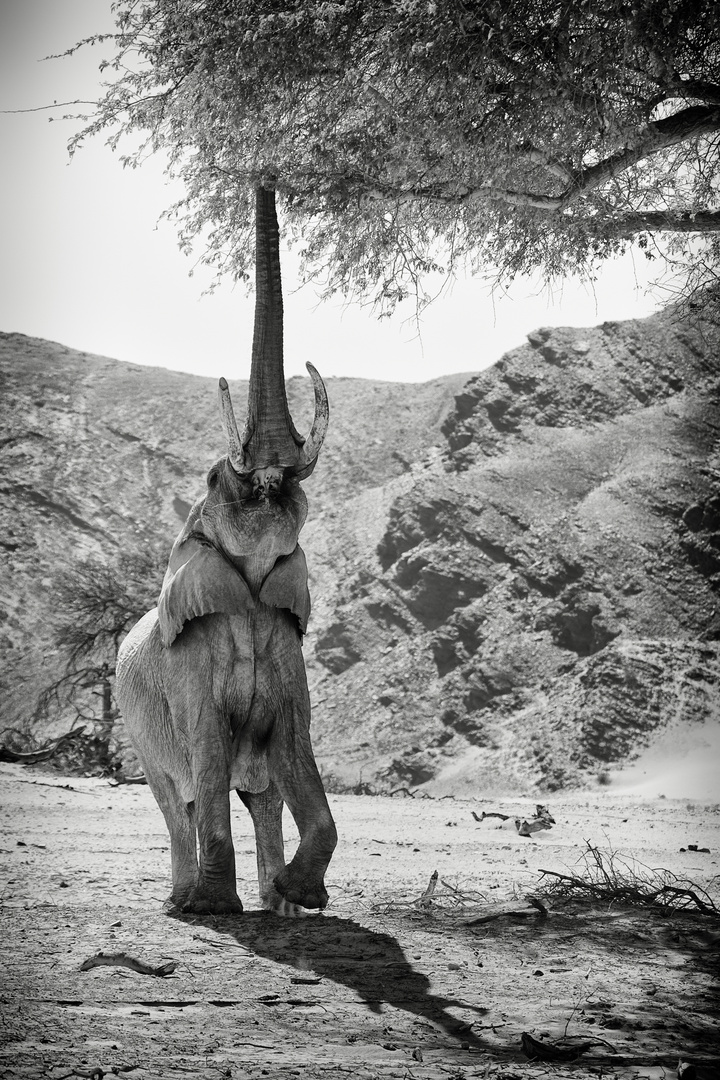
<box><xmin>73</xmin><ymin>0</ymin><xmax>720</xmax><ymax>309</ymax></box>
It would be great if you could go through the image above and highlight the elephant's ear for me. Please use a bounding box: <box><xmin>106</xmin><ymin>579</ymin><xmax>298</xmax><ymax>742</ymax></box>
<box><xmin>259</xmin><ymin>545</ymin><xmax>311</xmax><ymax>634</ymax></box>
<box><xmin>158</xmin><ymin>542</ymin><xmax>254</xmax><ymax>647</ymax></box>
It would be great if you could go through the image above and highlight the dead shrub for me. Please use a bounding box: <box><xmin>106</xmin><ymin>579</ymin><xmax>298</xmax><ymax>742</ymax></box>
<box><xmin>537</xmin><ymin>841</ymin><xmax>719</xmax><ymax>918</ymax></box>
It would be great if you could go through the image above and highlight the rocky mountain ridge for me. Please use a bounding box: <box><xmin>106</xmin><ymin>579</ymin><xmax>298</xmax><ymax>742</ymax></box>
<box><xmin>1</xmin><ymin>302</ymin><xmax>718</xmax><ymax>794</ymax></box>
<box><xmin>0</xmin><ymin>331</ymin><xmax>466</xmax><ymax>746</ymax></box>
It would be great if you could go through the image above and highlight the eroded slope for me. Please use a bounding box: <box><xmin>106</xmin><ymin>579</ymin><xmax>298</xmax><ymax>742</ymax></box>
<box><xmin>303</xmin><ymin>306</ymin><xmax>720</xmax><ymax>792</ymax></box>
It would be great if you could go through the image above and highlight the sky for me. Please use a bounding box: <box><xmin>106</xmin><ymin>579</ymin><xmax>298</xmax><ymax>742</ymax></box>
<box><xmin>1</xmin><ymin>0</ymin><xmax>667</xmax><ymax>384</ymax></box>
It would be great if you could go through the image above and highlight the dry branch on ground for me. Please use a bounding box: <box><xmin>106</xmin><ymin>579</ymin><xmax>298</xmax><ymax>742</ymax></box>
<box><xmin>537</xmin><ymin>841</ymin><xmax>720</xmax><ymax>917</ymax></box>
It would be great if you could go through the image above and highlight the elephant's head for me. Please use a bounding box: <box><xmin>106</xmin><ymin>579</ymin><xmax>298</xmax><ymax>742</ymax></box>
<box><xmin>192</xmin><ymin>186</ymin><xmax>329</xmax><ymax>569</ymax></box>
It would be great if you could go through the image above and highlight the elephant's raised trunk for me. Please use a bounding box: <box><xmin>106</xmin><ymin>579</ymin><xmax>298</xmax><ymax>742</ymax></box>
<box><xmin>219</xmin><ymin>185</ymin><xmax>329</xmax><ymax>480</ymax></box>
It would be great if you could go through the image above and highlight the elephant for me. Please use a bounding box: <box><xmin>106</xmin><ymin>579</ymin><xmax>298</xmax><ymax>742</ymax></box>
<box><xmin>116</xmin><ymin>186</ymin><xmax>337</xmax><ymax>916</ymax></box>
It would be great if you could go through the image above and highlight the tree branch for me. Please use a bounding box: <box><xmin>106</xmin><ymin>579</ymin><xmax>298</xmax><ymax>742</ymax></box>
<box><xmin>360</xmin><ymin>178</ymin><xmax>561</xmax><ymax>211</ymax></box>
<box><xmin>359</xmin><ymin>104</ymin><xmax>720</xmax><ymax>220</ymax></box>
<box><xmin>514</xmin><ymin>143</ymin><xmax>574</xmax><ymax>182</ymax></box>
<box><xmin>669</xmin><ymin>79</ymin><xmax>720</xmax><ymax>106</ymax></box>
<box><xmin>560</xmin><ymin>105</ymin><xmax>720</xmax><ymax>205</ymax></box>
<box><xmin>0</xmin><ymin>100</ymin><xmax>97</xmax><ymax>114</ymax></box>
<box><xmin>612</xmin><ymin>210</ymin><xmax>720</xmax><ymax>235</ymax></box>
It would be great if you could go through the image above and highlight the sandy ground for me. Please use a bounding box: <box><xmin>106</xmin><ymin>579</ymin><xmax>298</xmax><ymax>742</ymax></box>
<box><xmin>1</xmin><ymin>761</ymin><xmax>719</xmax><ymax>1080</ymax></box>
<box><xmin>606</xmin><ymin>718</ymin><xmax>720</xmax><ymax>802</ymax></box>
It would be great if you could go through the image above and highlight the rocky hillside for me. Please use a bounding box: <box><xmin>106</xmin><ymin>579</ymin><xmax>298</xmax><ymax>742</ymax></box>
<box><xmin>0</xmin><ymin>332</ymin><xmax>466</xmax><ymax>741</ymax></box>
<box><xmin>1</xmin><ymin>300</ymin><xmax>718</xmax><ymax>794</ymax></box>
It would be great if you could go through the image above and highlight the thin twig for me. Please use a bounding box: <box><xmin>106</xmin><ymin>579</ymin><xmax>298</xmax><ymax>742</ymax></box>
<box><xmin>5</xmin><ymin>778</ymin><xmax>101</xmax><ymax>795</ymax></box>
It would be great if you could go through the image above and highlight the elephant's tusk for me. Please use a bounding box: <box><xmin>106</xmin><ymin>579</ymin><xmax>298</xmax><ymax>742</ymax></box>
<box><xmin>219</xmin><ymin>377</ymin><xmax>250</xmax><ymax>473</ymax></box>
<box><xmin>291</xmin><ymin>363</ymin><xmax>329</xmax><ymax>478</ymax></box>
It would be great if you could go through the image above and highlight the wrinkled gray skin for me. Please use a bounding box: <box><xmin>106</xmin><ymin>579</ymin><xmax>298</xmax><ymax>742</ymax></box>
<box><xmin>116</xmin><ymin>186</ymin><xmax>336</xmax><ymax>917</ymax></box>
<box><xmin>116</xmin><ymin>456</ymin><xmax>337</xmax><ymax>916</ymax></box>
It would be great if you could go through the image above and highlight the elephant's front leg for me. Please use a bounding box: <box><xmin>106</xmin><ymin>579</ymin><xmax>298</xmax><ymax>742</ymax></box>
<box><xmin>273</xmin><ymin>760</ymin><xmax>337</xmax><ymax>910</ymax></box>
<box><xmin>182</xmin><ymin>715</ymin><xmax>243</xmax><ymax>915</ymax></box>
<box><xmin>268</xmin><ymin>717</ymin><xmax>337</xmax><ymax>911</ymax></box>
<box><xmin>252</xmin><ymin>615</ymin><xmax>337</xmax><ymax>911</ymax></box>
<box><xmin>185</xmin><ymin>774</ymin><xmax>242</xmax><ymax>914</ymax></box>
<box><xmin>238</xmin><ymin>782</ymin><xmax>313</xmax><ymax>917</ymax></box>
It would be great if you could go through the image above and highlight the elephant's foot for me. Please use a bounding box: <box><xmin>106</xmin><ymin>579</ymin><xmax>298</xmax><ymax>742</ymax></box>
<box><xmin>164</xmin><ymin>891</ymin><xmax>191</xmax><ymax>916</ymax></box>
<box><xmin>262</xmin><ymin>884</ymin><xmax>319</xmax><ymax>918</ymax></box>
<box><xmin>178</xmin><ymin>883</ymin><xmax>244</xmax><ymax>915</ymax></box>
<box><xmin>273</xmin><ymin>865</ymin><xmax>329</xmax><ymax>911</ymax></box>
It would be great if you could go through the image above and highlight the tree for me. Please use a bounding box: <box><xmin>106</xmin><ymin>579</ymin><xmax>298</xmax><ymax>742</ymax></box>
<box><xmin>38</xmin><ymin>549</ymin><xmax>164</xmax><ymax>734</ymax></box>
<box><xmin>70</xmin><ymin>0</ymin><xmax>719</xmax><ymax>309</ymax></box>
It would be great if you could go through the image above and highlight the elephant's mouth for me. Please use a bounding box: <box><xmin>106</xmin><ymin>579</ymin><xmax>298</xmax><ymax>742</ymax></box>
<box><xmin>243</xmin><ymin>495</ymin><xmax>282</xmax><ymax>510</ymax></box>
<box><xmin>215</xmin><ymin>494</ymin><xmax>281</xmax><ymax>510</ymax></box>
<box><xmin>246</xmin><ymin>489</ymin><xmax>302</xmax><ymax>513</ymax></box>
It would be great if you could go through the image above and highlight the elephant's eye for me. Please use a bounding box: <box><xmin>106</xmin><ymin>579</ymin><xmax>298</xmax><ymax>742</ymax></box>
<box><xmin>207</xmin><ymin>467</ymin><xmax>219</xmax><ymax>489</ymax></box>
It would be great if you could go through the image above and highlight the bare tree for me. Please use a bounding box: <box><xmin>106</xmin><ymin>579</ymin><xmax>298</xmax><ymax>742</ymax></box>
<box><xmin>38</xmin><ymin>549</ymin><xmax>164</xmax><ymax>736</ymax></box>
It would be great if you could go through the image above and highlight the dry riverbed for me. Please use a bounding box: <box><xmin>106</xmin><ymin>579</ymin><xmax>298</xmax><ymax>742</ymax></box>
<box><xmin>1</xmin><ymin>762</ymin><xmax>719</xmax><ymax>1080</ymax></box>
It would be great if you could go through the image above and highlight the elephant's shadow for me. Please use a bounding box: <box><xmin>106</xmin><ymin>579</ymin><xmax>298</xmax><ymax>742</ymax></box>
<box><xmin>175</xmin><ymin>909</ymin><xmax>489</xmax><ymax>1049</ymax></box>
